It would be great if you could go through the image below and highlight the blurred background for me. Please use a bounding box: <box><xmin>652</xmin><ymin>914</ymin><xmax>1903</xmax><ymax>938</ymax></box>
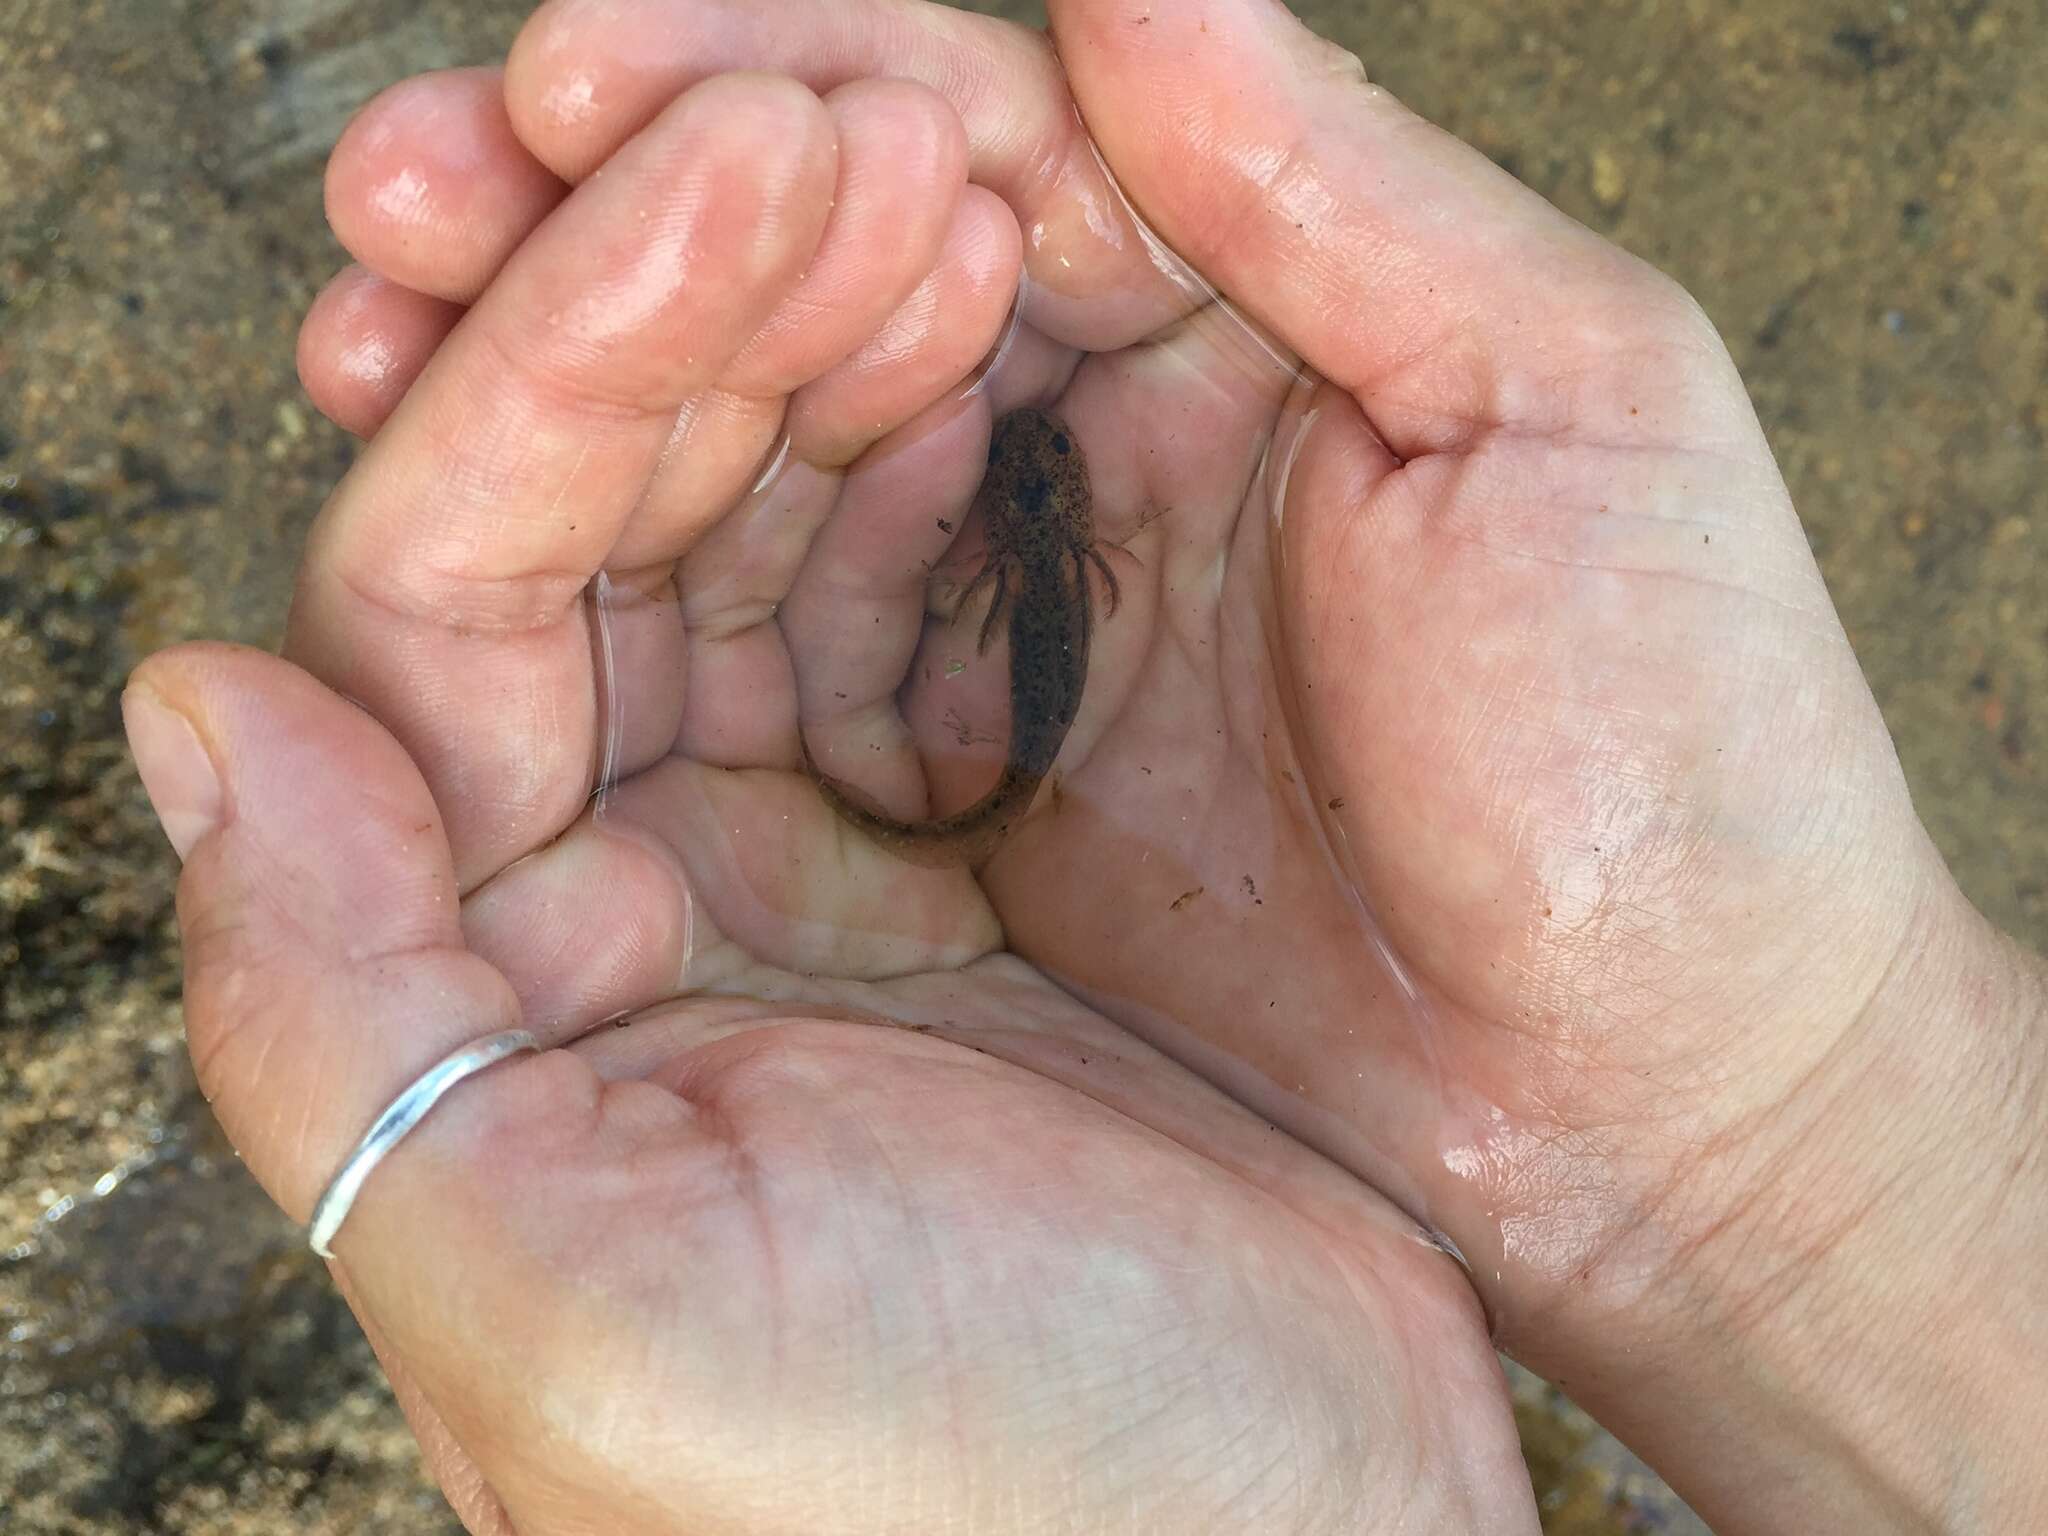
<box><xmin>1</xmin><ymin>0</ymin><xmax>2040</xmax><ymax>1530</ymax></box>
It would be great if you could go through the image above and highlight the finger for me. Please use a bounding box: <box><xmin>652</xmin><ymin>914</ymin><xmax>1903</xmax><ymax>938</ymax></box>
<box><xmin>599</xmin><ymin>77</ymin><xmax>975</xmax><ymax>573</ymax></box>
<box><xmin>296</xmin><ymin>266</ymin><xmax>461</xmax><ymax>439</ymax></box>
<box><xmin>464</xmin><ymin>757</ymin><xmax>1002</xmax><ymax>1031</ymax></box>
<box><xmin>286</xmin><ymin>74</ymin><xmax>839</xmax><ymax>887</ymax></box>
<box><xmin>665</xmin><ymin>462</ymin><xmax>837</xmax><ymax>770</ymax></box>
<box><xmin>123</xmin><ymin>643</ymin><xmax>523</xmax><ymax>1230</ymax></box>
<box><xmin>726</xmin><ymin>78</ymin><xmax>969</xmax><ymax>397</ymax></box>
<box><xmin>1052</xmin><ymin>0</ymin><xmax>1752</xmax><ymax>457</ymax></box>
<box><xmin>326</xmin><ymin>67</ymin><xmax>568</xmax><ymax>304</ymax></box>
<box><xmin>781</xmin><ymin>399</ymin><xmax>994</xmax><ymax>819</ymax></box>
<box><xmin>504</xmin><ymin>0</ymin><xmax>1191</xmax><ymax>347</ymax></box>
<box><xmin>458</xmin><ymin>795</ymin><xmax>698</xmax><ymax>1035</ymax></box>
<box><xmin>786</xmin><ymin>184</ymin><xmax>1024</xmax><ymax>468</ymax></box>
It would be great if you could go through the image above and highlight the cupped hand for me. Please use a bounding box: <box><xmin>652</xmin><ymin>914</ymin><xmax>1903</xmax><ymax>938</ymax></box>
<box><xmin>137</xmin><ymin>0</ymin><xmax>2046</xmax><ymax>1530</ymax></box>
<box><xmin>129</xmin><ymin>58</ymin><xmax>1537</xmax><ymax>1536</ymax></box>
<box><xmin>312</xmin><ymin>0</ymin><xmax>1985</xmax><ymax>1356</ymax></box>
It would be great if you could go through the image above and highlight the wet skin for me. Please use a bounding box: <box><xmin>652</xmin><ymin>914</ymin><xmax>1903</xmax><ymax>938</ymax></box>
<box><xmin>806</xmin><ymin>408</ymin><xmax>1119</xmax><ymax>867</ymax></box>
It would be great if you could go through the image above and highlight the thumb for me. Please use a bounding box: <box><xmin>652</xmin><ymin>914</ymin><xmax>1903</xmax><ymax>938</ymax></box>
<box><xmin>123</xmin><ymin>642</ymin><xmax>529</xmax><ymax>1236</ymax></box>
<box><xmin>1052</xmin><ymin>0</ymin><xmax>1735</xmax><ymax>457</ymax></box>
<box><xmin>123</xmin><ymin>644</ymin><xmax>765</xmax><ymax>1533</ymax></box>
<box><xmin>124</xmin><ymin>642</ymin><xmax>609</xmax><ymax>1522</ymax></box>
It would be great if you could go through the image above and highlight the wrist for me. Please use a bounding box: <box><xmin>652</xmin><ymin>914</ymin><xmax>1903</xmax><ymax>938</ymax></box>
<box><xmin>1732</xmin><ymin>903</ymin><xmax>2044</xmax><ymax>1532</ymax></box>
<box><xmin>1580</xmin><ymin>885</ymin><xmax>2048</xmax><ymax>1533</ymax></box>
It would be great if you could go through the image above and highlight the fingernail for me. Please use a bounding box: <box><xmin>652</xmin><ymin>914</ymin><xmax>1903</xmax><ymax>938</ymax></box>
<box><xmin>123</xmin><ymin>686</ymin><xmax>224</xmax><ymax>860</ymax></box>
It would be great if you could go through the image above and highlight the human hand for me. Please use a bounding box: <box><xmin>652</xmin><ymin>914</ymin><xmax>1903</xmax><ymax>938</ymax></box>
<box><xmin>364</xmin><ymin>6</ymin><xmax>2042</xmax><ymax>1529</ymax></box>
<box><xmin>127</xmin><ymin>64</ymin><xmax>1537</xmax><ymax>1536</ymax></box>
<box><xmin>145</xmin><ymin>0</ymin><xmax>2048</xmax><ymax>1531</ymax></box>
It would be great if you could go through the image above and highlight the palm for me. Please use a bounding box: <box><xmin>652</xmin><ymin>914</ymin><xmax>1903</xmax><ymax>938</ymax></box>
<box><xmin>468</xmin><ymin>952</ymin><xmax>1533</xmax><ymax>1532</ymax></box>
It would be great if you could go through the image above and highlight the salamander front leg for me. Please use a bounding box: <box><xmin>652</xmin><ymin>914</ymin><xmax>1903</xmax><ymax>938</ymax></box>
<box><xmin>1082</xmin><ymin>546</ymin><xmax>1122</xmax><ymax>618</ymax></box>
<box><xmin>967</xmin><ymin>558</ymin><xmax>1018</xmax><ymax>654</ymax></box>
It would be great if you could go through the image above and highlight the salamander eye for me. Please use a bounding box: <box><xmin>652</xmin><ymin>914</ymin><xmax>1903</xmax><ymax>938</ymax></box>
<box><xmin>1050</xmin><ymin>432</ymin><xmax>1072</xmax><ymax>456</ymax></box>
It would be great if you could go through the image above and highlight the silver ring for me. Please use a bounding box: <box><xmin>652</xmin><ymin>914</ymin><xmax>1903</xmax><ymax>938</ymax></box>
<box><xmin>308</xmin><ymin>1029</ymin><xmax>540</xmax><ymax>1259</ymax></box>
